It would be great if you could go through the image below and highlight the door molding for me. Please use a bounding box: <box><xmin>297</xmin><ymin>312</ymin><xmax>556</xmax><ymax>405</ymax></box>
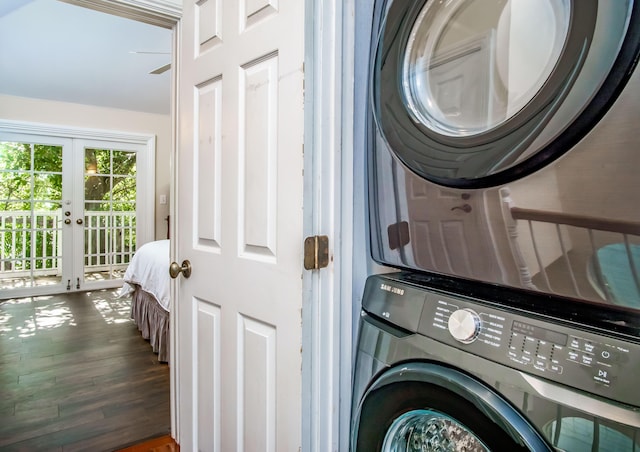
<box><xmin>60</xmin><ymin>0</ymin><xmax>180</xmax><ymax>28</ymax></box>
<box><xmin>0</xmin><ymin>119</ymin><xmax>156</xmax><ymax>143</ymax></box>
<box><xmin>303</xmin><ymin>1</ymin><xmax>353</xmax><ymax>451</ymax></box>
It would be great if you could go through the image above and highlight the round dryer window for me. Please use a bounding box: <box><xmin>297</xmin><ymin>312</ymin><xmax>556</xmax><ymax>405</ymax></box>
<box><xmin>372</xmin><ymin>0</ymin><xmax>640</xmax><ymax>187</ymax></box>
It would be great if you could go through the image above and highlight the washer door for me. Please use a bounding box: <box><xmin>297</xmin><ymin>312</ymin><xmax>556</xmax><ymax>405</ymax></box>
<box><xmin>373</xmin><ymin>0</ymin><xmax>640</xmax><ymax>187</ymax></box>
<box><xmin>352</xmin><ymin>363</ymin><xmax>552</xmax><ymax>451</ymax></box>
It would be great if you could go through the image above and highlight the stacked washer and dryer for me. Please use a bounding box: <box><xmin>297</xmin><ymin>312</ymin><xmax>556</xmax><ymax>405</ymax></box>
<box><xmin>351</xmin><ymin>0</ymin><xmax>640</xmax><ymax>450</ymax></box>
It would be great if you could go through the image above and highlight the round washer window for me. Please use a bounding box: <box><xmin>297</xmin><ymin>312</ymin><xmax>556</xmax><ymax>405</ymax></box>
<box><xmin>373</xmin><ymin>0</ymin><xmax>639</xmax><ymax>187</ymax></box>
<box><xmin>382</xmin><ymin>409</ymin><xmax>489</xmax><ymax>451</ymax></box>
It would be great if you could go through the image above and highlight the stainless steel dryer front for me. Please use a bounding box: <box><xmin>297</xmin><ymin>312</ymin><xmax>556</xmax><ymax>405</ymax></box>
<box><xmin>368</xmin><ymin>0</ymin><xmax>640</xmax><ymax>308</ymax></box>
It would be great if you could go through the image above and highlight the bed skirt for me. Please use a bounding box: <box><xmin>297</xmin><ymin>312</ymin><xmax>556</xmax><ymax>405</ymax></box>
<box><xmin>130</xmin><ymin>285</ymin><xmax>170</xmax><ymax>362</ymax></box>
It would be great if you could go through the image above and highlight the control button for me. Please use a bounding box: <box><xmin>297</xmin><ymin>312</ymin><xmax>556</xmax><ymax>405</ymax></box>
<box><xmin>567</xmin><ymin>350</ymin><xmax>580</xmax><ymax>362</ymax></box>
<box><xmin>448</xmin><ymin>309</ymin><xmax>481</xmax><ymax>344</ymax></box>
<box><xmin>593</xmin><ymin>368</ymin><xmax>612</xmax><ymax>386</ymax></box>
<box><xmin>548</xmin><ymin>363</ymin><xmax>563</xmax><ymax>374</ymax></box>
<box><xmin>569</xmin><ymin>337</ymin><xmax>581</xmax><ymax>350</ymax></box>
<box><xmin>581</xmin><ymin>354</ymin><xmax>594</xmax><ymax>367</ymax></box>
<box><xmin>583</xmin><ymin>342</ymin><xmax>595</xmax><ymax>354</ymax></box>
<box><xmin>595</xmin><ymin>347</ymin><xmax>619</xmax><ymax>364</ymax></box>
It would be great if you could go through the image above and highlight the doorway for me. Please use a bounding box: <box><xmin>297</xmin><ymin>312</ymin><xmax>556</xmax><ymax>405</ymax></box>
<box><xmin>0</xmin><ymin>0</ymin><xmax>177</xmax><ymax>448</ymax></box>
<box><xmin>0</xmin><ymin>131</ymin><xmax>152</xmax><ymax>299</ymax></box>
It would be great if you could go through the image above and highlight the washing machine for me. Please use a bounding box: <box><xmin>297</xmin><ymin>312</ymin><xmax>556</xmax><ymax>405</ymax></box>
<box><xmin>351</xmin><ymin>273</ymin><xmax>640</xmax><ymax>451</ymax></box>
<box><xmin>352</xmin><ymin>0</ymin><xmax>640</xmax><ymax>450</ymax></box>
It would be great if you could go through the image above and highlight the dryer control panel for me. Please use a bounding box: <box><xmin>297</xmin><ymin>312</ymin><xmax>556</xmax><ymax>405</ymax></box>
<box><xmin>362</xmin><ymin>274</ymin><xmax>640</xmax><ymax>407</ymax></box>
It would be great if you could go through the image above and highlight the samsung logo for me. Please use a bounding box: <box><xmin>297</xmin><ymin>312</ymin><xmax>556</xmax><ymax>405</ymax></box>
<box><xmin>380</xmin><ymin>283</ymin><xmax>405</xmax><ymax>296</ymax></box>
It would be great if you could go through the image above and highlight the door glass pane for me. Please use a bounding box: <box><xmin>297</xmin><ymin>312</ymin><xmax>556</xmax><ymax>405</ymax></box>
<box><xmin>33</xmin><ymin>174</ymin><xmax>63</xmax><ymax>201</ymax></box>
<box><xmin>34</xmin><ymin>144</ymin><xmax>62</xmax><ymax>172</ymax></box>
<box><xmin>0</xmin><ymin>141</ymin><xmax>63</xmax><ymax>291</ymax></box>
<box><xmin>85</xmin><ymin>148</ymin><xmax>110</xmax><ymax>175</ymax></box>
<box><xmin>83</xmin><ymin>148</ymin><xmax>137</xmax><ymax>283</ymax></box>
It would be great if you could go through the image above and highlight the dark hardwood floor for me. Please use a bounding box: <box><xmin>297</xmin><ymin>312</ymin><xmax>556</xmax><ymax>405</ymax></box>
<box><xmin>0</xmin><ymin>290</ymin><xmax>171</xmax><ymax>451</ymax></box>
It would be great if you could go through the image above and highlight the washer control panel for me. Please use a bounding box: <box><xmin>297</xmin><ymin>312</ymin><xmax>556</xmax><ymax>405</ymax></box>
<box><xmin>418</xmin><ymin>291</ymin><xmax>637</xmax><ymax>405</ymax></box>
<box><xmin>361</xmin><ymin>274</ymin><xmax>640</xmax><ymax>407</ymax></box>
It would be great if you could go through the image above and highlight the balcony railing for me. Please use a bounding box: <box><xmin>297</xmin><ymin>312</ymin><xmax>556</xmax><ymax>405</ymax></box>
<box><xmin>0</xmin><ymin>210</ymin><xmax>136</xmax><ymax>278</ymax></box>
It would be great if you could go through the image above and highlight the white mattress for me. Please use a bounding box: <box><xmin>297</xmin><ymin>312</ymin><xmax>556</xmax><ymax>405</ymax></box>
<box><xmin>120</xmin><ymin>239</ymin><xmax>170</xmax><ymax>311</ymax></box>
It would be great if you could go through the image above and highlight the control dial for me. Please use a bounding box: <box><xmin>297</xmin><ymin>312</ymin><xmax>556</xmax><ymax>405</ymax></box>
<box><xmin>448</xmin><ymin>309</ymin><xmax>481</xmax><ymax>344</ymax></box>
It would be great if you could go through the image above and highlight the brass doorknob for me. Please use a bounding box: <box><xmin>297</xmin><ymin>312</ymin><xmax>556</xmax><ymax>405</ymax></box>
<box><xmin>64</xmin><ymin>219</ymin><xmax>71</xmax><ymax>225</ymax></box>
<box><xmin>169</xmin><ymin>260</ymin><xmax>192</xmax><ymax>279</ymax></box>
<box><xmin>76</xmin><ymin>218</ymin><xmax>84</xmax><ymax>225</ymax></box>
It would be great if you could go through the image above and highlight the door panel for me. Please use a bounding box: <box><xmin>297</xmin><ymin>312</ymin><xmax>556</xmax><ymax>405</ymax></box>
<box><xmin>0</xmin><ymin>135</ymin><xmax>72</xmax><ymax>296</ymax></box>
<box><xmin>177</xmin><ymin>0</ymin><xmax>304</xmax><ymax>450</ymax></box>
<box><xmin>80</xmin><ymin>144</ymin><xmax>138</xmax><ymax>285</ymax></box>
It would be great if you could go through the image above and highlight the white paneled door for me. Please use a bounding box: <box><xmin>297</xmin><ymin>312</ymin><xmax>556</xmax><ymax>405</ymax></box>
<box><xmin>176</xmin><ymin>1</ymin><xmax>304</xmax><ymax>451</ymax></box>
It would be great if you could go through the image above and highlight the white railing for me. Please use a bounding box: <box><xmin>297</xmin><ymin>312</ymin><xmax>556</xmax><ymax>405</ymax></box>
<box><xmin>0</xmin><ymin>210</ymin><xmax>136</xmax><ymax>278</ymax></box>
<box><xmin>84</xmin><ymin>211</ymin><xmax>137</xmax><ymax>271</ymax></box>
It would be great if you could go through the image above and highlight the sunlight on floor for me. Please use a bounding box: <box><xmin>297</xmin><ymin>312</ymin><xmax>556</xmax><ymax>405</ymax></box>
<box><xmin>0</xmin><ymin>291</ymin><xmax>133</xmax><ymax>340</ymax></box>
<box><xmin>91</xmin><ymin>290</ymin><xmax>132</xmax><ymax>324</ymax></box>
<box><xmin>0</xmin><ymin>311</ymin><xmax>12</xmax><ymax>334</ymax></box>
<box><xmin>0</xmin><ymin>296</ymin><xmax>76</xmax><ymax>338</ymax></box>
<box><xmin>35</xmin><ymin>302</ymin><xmax>76</xmax><ymax>329</ymax></box>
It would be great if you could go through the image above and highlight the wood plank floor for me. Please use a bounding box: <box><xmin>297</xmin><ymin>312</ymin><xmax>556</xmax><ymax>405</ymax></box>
<box><xmin>0</xmin><ymin>290</ymin><xmax>171</xmax><ymax>451</ymax></box>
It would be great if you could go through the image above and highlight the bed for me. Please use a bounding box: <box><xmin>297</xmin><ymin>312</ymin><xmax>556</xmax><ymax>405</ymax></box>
<box><xmin>120</xmin><ymin>239</ymin><xmax>171</xmax><ymax>362</ymax></box>
<box><xmin>500</xmin><ymin>188</ymin><xmax>640</xmax><ymax>308</ymax></box>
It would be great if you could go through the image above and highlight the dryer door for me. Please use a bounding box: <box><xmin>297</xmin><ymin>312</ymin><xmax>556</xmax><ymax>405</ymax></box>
<box><xmin>352</xmin><ymin>363</ymin><xmax>552</xmax><ymax>451</ymax></box>
<box><xmin>373</xmin><ymin>0</ymin><xmax>639</xmax><ymax>187</ymax></box>
<box><xmin>368</xmin><ymin>0</ymin><xmax>640</xmax><ymax>309</ymax></box>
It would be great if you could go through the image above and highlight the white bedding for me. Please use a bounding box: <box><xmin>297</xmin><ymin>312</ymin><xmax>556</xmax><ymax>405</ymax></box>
<box><xmin>120</xmin><ymin>239</ymin><xmax>170</xmax><ymax>311</ymax></box>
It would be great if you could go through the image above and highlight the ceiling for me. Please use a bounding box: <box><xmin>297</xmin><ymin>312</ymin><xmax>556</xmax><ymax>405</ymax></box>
<box><xmin>0</xmin><ymin>0</ymin><xmax>172</xmax><ymax>115</ymax></box>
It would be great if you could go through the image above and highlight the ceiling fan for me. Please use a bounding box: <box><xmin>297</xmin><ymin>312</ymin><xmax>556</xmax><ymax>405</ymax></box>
<box><xmin>130</xmin><ymin>50</ymin><xmax>171</xmax><ymax>75</ymax></box>
<box><xmin>149</xmin><ymin>63</ymin><xmax>171</xmax><ymax>75</ymax></box>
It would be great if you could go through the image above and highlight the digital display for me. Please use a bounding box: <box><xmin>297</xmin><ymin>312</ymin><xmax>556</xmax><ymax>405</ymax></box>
<box><xmin>512</xmin><ymin>321</ymin><xmax>568</xmax><ymax>346</ymax></box>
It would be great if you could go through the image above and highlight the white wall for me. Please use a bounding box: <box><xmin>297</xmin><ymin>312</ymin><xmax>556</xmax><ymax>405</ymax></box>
<box><xmin>0</xmin><ymin>93</ymin><xmax>171</xmax><ymax>240</ymax></box>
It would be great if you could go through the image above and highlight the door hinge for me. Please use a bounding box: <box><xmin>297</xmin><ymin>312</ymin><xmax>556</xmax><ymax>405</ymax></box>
<box><xmin>304</xmin><ymin>235</ymin><xmax>329</xmax><ymax>270</ymax></box>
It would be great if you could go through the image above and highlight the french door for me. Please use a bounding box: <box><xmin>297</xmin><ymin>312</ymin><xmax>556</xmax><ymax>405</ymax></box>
<box><xmin>0</xmin><ymin>131</ymin><xmax>150</xmax><ymax>299</ymax></box>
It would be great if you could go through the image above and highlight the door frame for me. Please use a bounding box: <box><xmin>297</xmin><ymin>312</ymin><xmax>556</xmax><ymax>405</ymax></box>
<box><xmin>303</xmin><ymin>1</ymin><xmax>355</xmax><ymax>450</ymax></box>
<box><xmin>70</xmin><ymin>0</ymin><xmax>352</xmax><ymax>449</ymax></box>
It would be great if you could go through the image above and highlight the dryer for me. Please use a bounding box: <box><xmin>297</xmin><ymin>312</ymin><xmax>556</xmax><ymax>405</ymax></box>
<box><xmin>352</xmin><ymin>0</ymin><xmax>640</xmax><ymax>450</ymax></box>
<box><xmin>368</xmin><ymin>0</ymin><xmax>640</xmax><ymax>308</ymax></box>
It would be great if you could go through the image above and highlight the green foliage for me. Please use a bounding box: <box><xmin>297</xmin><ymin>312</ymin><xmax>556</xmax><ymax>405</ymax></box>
<box><xmin>1</xmin><ymin>142</ymin><xmax>137</xmax><ymax>210</ymax></box>
<box><xmin>0</xmin><ymin>142</ymin><xmax>138</xmax><ymax>271</ymax></box>
<box><xmin>84</xmin><ymin>148</ymin><xmax>137</xmax><ymax>210</ymax></box>
<box><xmin>0</xmin><ymin>142</ymin><xmax>63</xmax><ymax>210</ymax></box>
